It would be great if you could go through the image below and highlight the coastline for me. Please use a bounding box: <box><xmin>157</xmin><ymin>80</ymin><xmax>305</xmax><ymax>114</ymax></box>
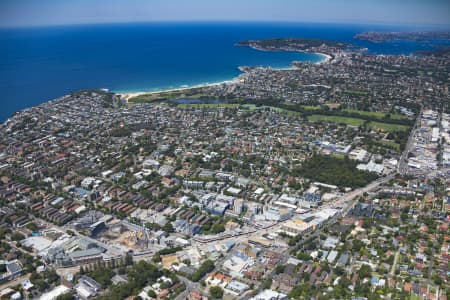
<box><xmin>316</xmin><ymin>53</ymin><xmax>333</xmax><ymax>63</ymax></box>
<box><xmin>118</xmin><ymin>51</ymin><xmax>329</xmax><ymax>101</ymax></box>
<box><xmin>118</xmin><ymin>78</ymin><xmax>240</xmax><ymax>101</ymax></box>
<box><xmin>4</xmin><ymin>47</ymin><xmax>325</xmax><ymax>117</ymax></box>
<box><xmin>2</xmin><ymin>23</ymin><xmax>441</xmax><ymax>123</ymax></box>
<box><xmin>245</xmin><ymin>44</ymin><xmax>332</xmax><ymax>63</ymax></box>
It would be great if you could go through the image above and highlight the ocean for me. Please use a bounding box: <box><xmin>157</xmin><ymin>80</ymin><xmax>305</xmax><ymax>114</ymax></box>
<box><xmin>0</xmin><ymin>22</ymin><xmax>448</xmax><ymax>122</ymax></box>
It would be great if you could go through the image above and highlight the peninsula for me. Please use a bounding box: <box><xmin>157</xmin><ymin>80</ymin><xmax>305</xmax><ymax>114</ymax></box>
<box><xmin>236</xmin><ymin>38</ymin><xmax>352</xmax><ymax>51</ymax></box>
<box><xmin>236</xmin><ymin>37</ymin><xmax>359</xmax><ymax>60</ymax></box>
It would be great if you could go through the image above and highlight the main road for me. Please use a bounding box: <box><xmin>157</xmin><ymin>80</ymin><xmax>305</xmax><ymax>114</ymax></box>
<box><xmin>250</xmin><ymin>172</ymin><xmax>395</xmax><ymax>295</ymax></box>
<box><xmin>398</xmin><ymin>107</ymin><xmax>422</xmax><ymax>175</ymax></box>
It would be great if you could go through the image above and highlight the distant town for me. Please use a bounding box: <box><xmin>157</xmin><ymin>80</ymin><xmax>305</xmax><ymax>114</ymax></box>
<box><xmin>354</xmin><ymin>31</ymin><xmax>450</xmax><ymax>43</ymax></box>
<box><xmin>0</xmin><ymin>35</ymin><xmax>449</xmax><ymax>300</ymax></box>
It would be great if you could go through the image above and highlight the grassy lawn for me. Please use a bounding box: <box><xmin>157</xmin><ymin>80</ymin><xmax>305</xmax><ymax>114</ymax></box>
<box><xmin>307</xmin><ymin>114</ymin><xmax>410</xmax><ymax>133</ymax></box>
<box><xmin>128</xmin><ymin>95</ymin><xmax>161</xmax><ymax>103</ymax></box>
<box><xmin>343</xmin><ymin>109</ymin><xmax>408</xmax><ymax>120</ymax></box>
<box><xmin>390</xmin><ymin>114</ymin><xmax>411</xmax><ymax>120</ymax></box>
<box><xmin>376</xmin><ymin>140</ymin><xmax>401</xmax><ymax>151</ymax></box>
<box><xmin>281</xmin><ymin>101</ymin><xmax>297</xmax><ymax>106</ymax></box>
<box><xmin>176</xmin><ymin>103</ymin><xmax>304</xmax><ymax>117</ymax></box>
<box><xmin>300</xmin><ymin>105</ymin><xmax>322</xmax><ymax>111</ymax></box>
<box><xmin>268</xmin><ymin>107</ymin><xmax>302</xmax><ymax>116</ymax></box>
<box><xmin>177</xmin><ymin>103</ymin><xmax>241</xmax><ymax>109</ymax></box>
<box><xmin>270</xmin><ymin>102</ymin><xmax>320</xmax><ymax>111</ymax></box>
<box><xmin>241</xmin><ymin>104</ymin><xmax>258</xmax><ymax>110</ymax></box>
<box><xmin>369</xmin><ymin>121</ymin><xmax>410</xmax><ymax>132</ymax></box>
<box><xmin>308</xmin><ymin>115</ymin><xmax>365</xmax><ymax>126</ymax></box>
<box><xmin>282</xmin><ymin>103</ymin><xmax>335</xmax><ymax>111</ymax></box>
<box><xmin>343</xmin><ymin>89</ymin><xmax>369</xmax><ymax>95</ymax></box>
<box><xmin>128</xmin><ymin>88</ymin><xmax>211</xmax><ymax>103</ymax></box>
<box><xmin>332</xmin><ymin>153</ymin><xmax>346</xmax><ymax>159</ymax></box>
<box><xmin>252</xmin><ymin>105</ymin><xmax>303</xmax><ymax>116</ymax></box>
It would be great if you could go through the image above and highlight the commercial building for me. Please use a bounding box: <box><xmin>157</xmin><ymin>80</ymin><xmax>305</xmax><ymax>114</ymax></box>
<box><xmin>280</xmin><ymin>219</ymin><xmax>312</xmax><ymax>236</ymax></box>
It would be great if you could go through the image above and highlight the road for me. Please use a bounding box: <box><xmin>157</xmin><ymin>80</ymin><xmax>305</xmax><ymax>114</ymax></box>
<box><xmin>0</xmin><ymin>274</ymin><xmax>30</xmax><ymax>291</ymax></box>
<box><xmin>250</xmin><ymin>173</ymin><xmax>395</xmax><ymax>294</ymax></box>
<box><xmin>27</xmin><ymin>169</ymin><xmax>395</xmax><ymax>297</ymax></box>
<box><xmin>427</xmin><ymin>248</ymin><xmax>436</xmax><ymax>286</ymax></box>
<box><xmin>428</xmin><ymin>167</ymin><xmax>450</xmax><ymax>177</ymax></box>
<box><xmin>390</xmin><ymin>249</ymin><xmax>400</xmax><ymax>275</ymax></box>
<box><xmin>174</xmin><ymin>275</ymin><xmax>203</xmax><ymax>300</ymax></box>
<box><xmin>7</xmin><ymin>240</ymin><xmax>38</xmax><ymax>258</ymax></box>
<box><xmin>398</xmin><ymin>107</ymin><xmax>422</xmax><ymax>175</ymax></box>
<box><xmin>398</xmin><ymin>108</ymin><xmax>448</xmax><ymax>178</ymax></box>
<box><xmin>24</xmin><ymin>127</ymin><xmax>412</xmax><ymax>296</ymax></box>
<box><xmin>332</xmin><ymin>173</ymin><xmax>395</xmax><ymax>219</ymax></box>
<box><xmin>190</xmin><ymin>173</ymin><xmax>395</xmax><ymax>251</ymax></box>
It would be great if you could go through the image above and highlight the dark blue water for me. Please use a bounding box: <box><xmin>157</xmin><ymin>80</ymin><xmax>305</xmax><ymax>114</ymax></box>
<box><xmin>0</xmin><ymin>22</ymin><xmax>448</xmax><ymax>122</ymax></box>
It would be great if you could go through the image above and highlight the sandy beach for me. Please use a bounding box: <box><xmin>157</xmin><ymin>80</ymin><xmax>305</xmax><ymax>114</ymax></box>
<box><xmin>316</xmin><ymin>53</ymin><xmax>333</xmax><ymax>64</ymax></box>
<box><xmin>118</xmin><ymin>79</ymin><xmax>239</xmax><ymax>101</ymax></box>
<box><xmin>119</xmin><ymin>52</ymin><xmax>329</xmax><ymax>102</ymax></box>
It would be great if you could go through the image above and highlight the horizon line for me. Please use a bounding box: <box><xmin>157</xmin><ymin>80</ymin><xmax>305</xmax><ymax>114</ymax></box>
<box><xmin>1</xmin><ymin>19</ymin><xmax>449</xmax><ymax>30</ymax></box>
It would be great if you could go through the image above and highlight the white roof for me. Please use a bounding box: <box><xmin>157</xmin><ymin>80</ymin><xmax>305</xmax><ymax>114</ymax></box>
<box><xmin>76</xmin><ymin>284</ymin><xmax>95</xmax><ymax>299</ymax></box>
<box><xmin>357</xmin><ymin>161</ymin><xmax>384</xmax><ymax>174</ymax></box>
<box><xmin>250</xmin><ymin>289</ymin><xmax>287</xmax><ymax>300</ymax></box>
<box><xmin>254</xmin><ymin>188</ymin><xmax>264</xmax><ymax>195</ymax></box>
<box><xmin>327</xmin><ymin>250</ymin><xmax>338</xmax><ymax>263</ymax></box>
<box><xmin>39</xmin><ymin>285</ymin><xmax>70</xmax><ymax>300</ymax></box>
<box><xmin>21</xmin><ymin>279</ymin><xmax>34</xmax><ymax>290</ymax></box>
<box><xmin>226</xmin><ymin>280</ymin><xmax>249</xmax><ymax>292</ymax></box>
<box><xmin>21</xmin><ymin>236</ymin><xmax>52</xmax><ymax>252</ymax></box>
<box><xmin>227</xmin><ymin>187</ymin><xmax>242</xmax><ymax>194</ymax></box>
<box><xmin>75</xmin><ymin>205</ymin><xmax>87</xmax><ymax>214</ymax></box>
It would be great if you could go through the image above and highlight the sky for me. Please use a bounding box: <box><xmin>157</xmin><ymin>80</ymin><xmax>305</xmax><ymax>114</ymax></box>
<box><xmin>0</xmin><ymin>0</ymin><xmax>449</xmax><ymax>28</ymax></box>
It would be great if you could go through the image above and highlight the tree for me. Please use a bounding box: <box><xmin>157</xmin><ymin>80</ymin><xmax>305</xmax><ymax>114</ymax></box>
<box><xmin>297</xmin><ymin>252</ymin><xmax>312</xmax><ymax>261</ymax></box>
<box><xmin>209</xmin><ymin>286</ymin><xmax>224</xmax><ymax>299</ymax></box>
<box><xmin>358</xmin><ymin>264</ymin><xmax>372</xmax><ymax>279</ymax></box>
<box><xmin>87</xmin><ymin>267</ymin><xmax>114</xmax><ymax>288</ymax></box>
<box><xmin>152</xmin><ymin>253</ymin><xmax>161</xmax><ymax>263</ymax></box>
<box><xmin>211</xmin><ymin>223</ymin><xmax>225</xmax><ymax>234</ymax></box>
<box><xmin>433</xmin><ymin>274</ymin><xmax>443</xmax><ymax>286</ymax></box>
<box><xmin>11</xmin><ymin>232</ymin><xmax>25</xmax><ymax>241</ymax></box>
<box><xmin>261</xmin><ymin>278</ymin><xmax>272</xmax><ymax>289</ymax></box>
<box><xmin>56</xmin><ymin>293</ymin><xmax>75</xmax><ymax>300</ymax></box>
<box><xmin>162</xmin><ymin>222</ymin><xmax>174</xmax><ymax>233</ymax></box>
<box><xmin>125</xmin><ymin>252</ymin><xmax>134</xmax><ymax>266</ymax></box>
<box><xmin>275</xmin><ymin>265</ymin><xmax>286</xmax><ymax>274</ymax></box>
<box><xmin>26</xmin><ymin>222</ymin><xmax>38</xmax><ymax>232</ymax></box>
<box><xmin>191</xmin><ymin>260</ymin><xmax>214</xmax><ymax>282</ymax></box>
<box><xmin>147</xmin><ymin>290</ymin><xmax>157</xmax><ymax>298</ymax></box>
<box><xmin>352</xmin><ymin>239</ymin><xmax>365</xmax><ymax>252</ymax></box>
<box><xmin>292</xmin><ymin>155</ymin><xmax>378</xmax><ymax>188</ymax></box>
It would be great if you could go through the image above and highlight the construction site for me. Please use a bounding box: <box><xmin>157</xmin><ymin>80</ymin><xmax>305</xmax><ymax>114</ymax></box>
<box><xmin>96</xmin><ymin>221</ymin><xmax>161</xmax><ymax>254</ymax></box>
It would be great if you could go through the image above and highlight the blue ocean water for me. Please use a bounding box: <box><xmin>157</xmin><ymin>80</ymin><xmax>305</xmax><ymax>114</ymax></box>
<box><xmin>0</xmin><ymin>22</ymin><xmax>448</xmax><ymax>122</ymax></box>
